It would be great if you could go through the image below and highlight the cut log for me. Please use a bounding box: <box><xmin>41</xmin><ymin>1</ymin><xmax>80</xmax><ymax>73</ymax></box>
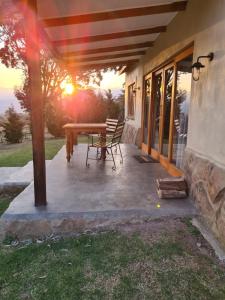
<box><xmin>157</xmin><ymin>188</ymin><xmax>187</xmax><ymax>199</ymax></box>
<box><xmin>156</xmin><ymin>177</ymin><xmax>187</xmax><ymax>191</ymax></box>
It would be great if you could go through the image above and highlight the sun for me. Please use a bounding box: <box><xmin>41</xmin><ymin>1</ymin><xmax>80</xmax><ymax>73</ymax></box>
<box><xmin>61</xmin><ymin>81</ymin><xmax>75</xmax><ymax>95</ymax></box>
<box><xmin>64</xmin><ymin>83</ymin><xmax>74</xmax><ymax>95</ymax></box>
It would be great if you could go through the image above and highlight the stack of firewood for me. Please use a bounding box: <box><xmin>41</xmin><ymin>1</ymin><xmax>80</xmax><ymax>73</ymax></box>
<box><xmin>156</xmin><ymin>177</ymin><xmax>188</xmax><ymax>199</ymax></box>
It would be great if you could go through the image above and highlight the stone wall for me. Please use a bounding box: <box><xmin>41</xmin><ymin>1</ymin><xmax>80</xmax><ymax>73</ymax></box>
<box><xmin>184</xmin><ymin>149</ymin><xmax>225</xmax><ymax>248</ymax></box>
<box><xmin>122</xmin><ymin>123</ymin><xmax>142</xmax><ymax>148</ymax></box>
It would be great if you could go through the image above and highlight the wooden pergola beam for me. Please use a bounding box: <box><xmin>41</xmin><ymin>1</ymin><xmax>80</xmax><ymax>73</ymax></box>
<box><xmin>62</xmin><ymin>42</ymin><xmax>154</xmax><ymax>57</ymax></box>
<box><xmin>53</xmin><ymin>26</ymin><xmax>166</xmax><ymax>46</ymax></box>
<box><xmin>68</xmin><ymin>59</ymin><xmax>139</xmax><ymax>70</ymax></box>
<box><xmin>25</xmin><ymin>0</ymin><xmax>47</xmax><ymax>206</ymax></box>
<box><xmin>65</xmin><ymin>51</ymin><xmax>145</xmax><ymax>63</ymax></box>
<box><xmin>43</xmin><ymin>1</ymin><xmax>187</xmax><ymax>27</ymax></box>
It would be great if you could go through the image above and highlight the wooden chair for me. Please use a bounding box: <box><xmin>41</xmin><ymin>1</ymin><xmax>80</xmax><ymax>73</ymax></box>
<box><xmin>90</xmin><ymin>118</ymin><xmax>119</xmax><ymax>145</ymax></box>
<box><xmin>86</xmin><ymin>121</ymin><xmax>125</xmax><ymax>170</ymax></box>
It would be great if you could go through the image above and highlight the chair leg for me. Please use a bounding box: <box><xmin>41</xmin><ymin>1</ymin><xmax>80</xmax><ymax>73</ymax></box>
<box><xmin>110</xmin><ymin>148</ymin><xmax>116</xmax><ymax>170</ymax></box>
<box><xmin>86</xmin><ymin>145</ymin><xmax>90</xmax><ymax>167</ymax></box>
<box><xmin>96</xmin><ymin>148</ymin><xmax>99</xmax><ymax>159</ymax></box>
<box><xmin>118</xmin><ymin>144</ymin><xmax>123</xmax><ymax>164</ymax></box>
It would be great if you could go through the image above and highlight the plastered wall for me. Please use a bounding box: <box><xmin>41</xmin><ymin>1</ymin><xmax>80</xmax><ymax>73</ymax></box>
<box><xmin>125</xmin><ymin>0</ymin><xmax>225</xmax><ymax>167</ymax></box>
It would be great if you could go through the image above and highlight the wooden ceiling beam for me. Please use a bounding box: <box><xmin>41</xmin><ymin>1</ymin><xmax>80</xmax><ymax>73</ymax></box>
<box><xmin>43</xmin><ymin>1</ymin><xmax>187</xmax><ymax>27</ymax></box>
<box><xmin>62</xmin><ymin>42</ymin><xmax>154</xmax><ymax>57</ymax></box>
<box><xmin>53</xmin><ymin>26</ymin><xmax>166</xmax><ymax>46</ymax></box>
<box><xmin>67</xmin><ymin>59</ymin><xmax>139</xmax><ymax>70</ymax></box>
<box><xmin>64</xmin><ymin>51</ymin><xmax>145</xmax><ymax>63</ymax></box>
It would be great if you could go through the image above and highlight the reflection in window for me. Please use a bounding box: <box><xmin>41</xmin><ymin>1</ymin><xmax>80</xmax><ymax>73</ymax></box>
<box><xmin>151</xmin><ymin>73</ymin><xmax>162</xmax><ymax>150</ymax></box>
<box><xmin>143</xmin><ymin>78</ymin><xmax>151</xmax><ymax>144</ymax></box>
<box><xmin>173</xmin><ymin>54</ymin><xmax>193</xmax><ymax>168</ymax></box>
<box><xmin>162</xmin><ymin>67</ymin><xmax>174</xmax><ymax>157</ymax></box>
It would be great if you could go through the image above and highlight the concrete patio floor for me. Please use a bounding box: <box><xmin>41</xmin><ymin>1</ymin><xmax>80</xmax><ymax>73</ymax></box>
<box><xmin>0</xmin><ymin>144</ymin><xmax>197</xmax><ymax>239</ymax></box>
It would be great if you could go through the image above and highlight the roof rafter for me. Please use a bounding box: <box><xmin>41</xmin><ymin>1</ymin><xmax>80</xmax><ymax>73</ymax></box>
<box><xmin>67</xmin><ymin>59</ymin><xmax>139</xmax><ymax>70</ymax></box>
<box><xmin>53</xmin><ymin>26</ymin><xmax>166</xmax><ymax>46</ymax></box>
<box><xmin>43</xmin><ymin>1</ymin><xmax>187</xmax><ymax>27</ymax></box>
<box><xmin>62</xmin><ymin>42</ymin><xmax>153</xmax><ymax>57</ymax></box>
<box><xmin>64</xmin><ymin>51</ymin><xmax>145</xmax><ymax>63</ymax></box>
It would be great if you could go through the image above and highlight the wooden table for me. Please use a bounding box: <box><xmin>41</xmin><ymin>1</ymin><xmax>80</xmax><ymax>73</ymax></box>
<box><xmin>63</xmin><ymin>123</ymin><xmax>107</xmax><ymax>162</ymax></box>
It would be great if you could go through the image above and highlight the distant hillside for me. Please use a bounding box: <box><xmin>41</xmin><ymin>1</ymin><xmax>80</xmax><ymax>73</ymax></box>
<box><xmin>0</xmin><ymin>88</ymin><xmax>124</xmax><ymax>116</ymax></box>
<box><xmin>95</xmin><ymin>88</ymin><xmax>124</xmax><ymax>98</ymax></box>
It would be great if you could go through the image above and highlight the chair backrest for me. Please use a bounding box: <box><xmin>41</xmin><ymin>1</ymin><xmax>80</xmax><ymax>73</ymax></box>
<box><xmin>111</xmin><ymin>121</ymin><xmax>125</xmax><ymax>146</ymax></box>
<box><xmin>106</xmin><ymin>118</ymin><xmax>119</xmax><ymax>134</ymax></box>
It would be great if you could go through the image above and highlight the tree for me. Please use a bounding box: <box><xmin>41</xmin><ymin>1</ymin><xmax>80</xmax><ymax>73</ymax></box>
<box><xmin>0</xmin><ymin>14</ymin><xmax>123</xmax><ymax>136</ymax></box>
<box><xmin>104</xmin><ymin>89</ymin><xmax>124</xmax><ymax>120</ymax></box>
<box><xmin>2</xmin><ymin>106</ymin><xmax>24</xmax><ymax>143</ymax></box>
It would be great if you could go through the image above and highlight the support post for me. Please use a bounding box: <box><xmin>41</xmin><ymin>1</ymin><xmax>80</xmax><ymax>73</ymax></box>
<box><xmin>25</xmin><ymin>0</ymin><xmax>47</xmax><ymax>206</ymax></box>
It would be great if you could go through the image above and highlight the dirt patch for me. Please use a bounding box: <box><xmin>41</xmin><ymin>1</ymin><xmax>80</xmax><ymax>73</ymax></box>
<box><xmin>114</xmin><ymin>217</ymin><xmax>224</xmax><ymax>266</ymax></box>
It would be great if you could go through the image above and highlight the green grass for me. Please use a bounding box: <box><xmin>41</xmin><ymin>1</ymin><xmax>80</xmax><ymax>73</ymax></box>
<box><xmin>182</xmin><ymin>217</ymin><xmax>201</xmax><ymax>237</ymax></box>
<box><xmin>0</xmin><ymin>136</ymin><xmax>88</xmax><ymax>167</ymax></box>
<box><xmin>0</xmin><ymin>195</ymin><xmax>12</xmax><ymax>216</ymax></box>
<box><xmin>0</xmin><ymin>190</ymin><xmax>23</xmax><ymax>216</ymax></box>
<box><xmin>0</xmin><ymin>229</ymin><xmax>225</xmax><ymax>299</ymax></box>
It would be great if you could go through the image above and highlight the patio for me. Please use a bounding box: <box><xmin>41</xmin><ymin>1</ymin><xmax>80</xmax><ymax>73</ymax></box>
<box><xmin>0</xmin><ymin>144</ymin><xmax>196</xmax><ymax>239</ymax></box>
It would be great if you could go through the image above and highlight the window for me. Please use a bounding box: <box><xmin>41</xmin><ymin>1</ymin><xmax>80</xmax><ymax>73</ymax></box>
<box><xmin>127</xmin><ymin>83</ymin><xmax>135</xmax><ymax>118</ymax></box>
<box><xmin>172</xmin><ymin>54</ymin><xmax>193</xmax><ymax>169</ymax></box>
<box><xmin>141</xmin><ymin>46</ymin><xmax>193</xmax><ymax>175</ymax></box>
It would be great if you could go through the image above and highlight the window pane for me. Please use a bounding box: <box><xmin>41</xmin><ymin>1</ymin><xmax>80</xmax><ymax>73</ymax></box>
<box><xmin>151</xmin><ymin>73</ymin><xmax>162</xmax><ymax>150</ymax></box>
<box><xmin>162</xmin><ymin>67</ymin><xmax>174</xmax><ymax>157</ymax></box>
<box><xmin>143</xmin><ymin>78</ymin><xmax>151</xmax><ymax>144</ymax></box>
<box><xmin>172</xmin><ymin>54</ymin><xmax>193</xmax><ymax>168</ymax></box>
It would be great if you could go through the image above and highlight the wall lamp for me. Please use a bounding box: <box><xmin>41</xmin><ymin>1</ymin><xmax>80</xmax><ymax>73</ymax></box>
<box><xmin>191</xmin><ymin>52</ymin><xmax>214</xmax><ymax>81</ymax></box>
<box><xmin>133</xmin><ymin>86</ymin><xmax>140</xmax><ymax>94</ymax></box>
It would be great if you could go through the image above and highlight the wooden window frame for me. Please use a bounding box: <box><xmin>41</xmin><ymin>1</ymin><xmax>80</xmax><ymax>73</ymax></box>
<box><xmin>141</xmin><ymin>45</ymin><xmax>193</xmax><ymax>176</ymax></box>
<box><xmin>141</xmin><ymin>73</ymin><xmax>152</xmax><ymax>153</ymax></box>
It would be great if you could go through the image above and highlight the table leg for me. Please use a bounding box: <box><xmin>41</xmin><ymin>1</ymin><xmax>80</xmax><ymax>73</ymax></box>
<box><xmin>70</xmin><ymin>132</ymin><xmax>74</xmax><ymax>156</ymax></box>
<box><xmin>100</xmin><ymin>132</ymin><xmax>106</xmax><ymax>160</ymax></box>
<box><xmin>74</xmin><ymin>133</ymin><xmax>78</xmax><ymax>145</ymax></box>
<box><xmin>66</xmin><ymin>130</ymin><xmax>71</xmax><ymax>162</ymax></box>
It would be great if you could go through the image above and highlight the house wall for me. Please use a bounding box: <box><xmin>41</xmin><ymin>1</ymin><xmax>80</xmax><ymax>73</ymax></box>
<box><xmin>123</xmin><ymin>65</ymin><xmax>143</xmax><ymax>146</ymax></box>
<box><xmin>125</xmin><ymin>0</ymin><xmax>225</xmax><ymax>248</ymax></box>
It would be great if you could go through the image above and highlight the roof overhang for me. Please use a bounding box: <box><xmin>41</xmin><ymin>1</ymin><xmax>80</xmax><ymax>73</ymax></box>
<box><xmin>1</xmin><ymin>0</ymin><xmax>188</xmax><ymax>72</ymax></box>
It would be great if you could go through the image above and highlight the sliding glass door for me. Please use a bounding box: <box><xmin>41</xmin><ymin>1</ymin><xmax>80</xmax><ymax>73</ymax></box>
<box><xmin>161</xmin><ymin>65</ymin><xmax>175</xmax><ymax>158</ymax></box>
<box><xmin>141</xmin><ymin>47</ymin><xmax>193</xmax><ymax>176</ymax></box>
<box><xmin>172</xmin><ymin>54</ymin><xmax>193</xmax><ymax>169</ymax></box>
<box><xmin>142</xmin><ymin>74</ymin><xmax>152</xmax><ymax>150</ymax></box>
<box><xmin>151</xmin><ymin>70</ymin><xmax>163</xmax><ymax>154</ymax></box>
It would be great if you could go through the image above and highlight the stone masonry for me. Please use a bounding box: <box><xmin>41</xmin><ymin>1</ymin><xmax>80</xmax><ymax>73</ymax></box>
<box><xmin>184</xmin><ymin>149</ymin><xmax>225</xmax><ymax>249</ymax></box>
<box><xmin>122</xmin><ymin>123</ymin><xmax>142</xmax><ymax>148</ymax></box>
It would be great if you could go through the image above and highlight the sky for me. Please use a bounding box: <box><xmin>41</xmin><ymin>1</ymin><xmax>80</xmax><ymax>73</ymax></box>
<box><xmin>0</xmin><ymin>64</ymin><xmax>24</xmax><ymax>113</ymax></box>
<box><xmin>0</xmin><ymin>63</ymin><xmax>125</xmax><ymax>114</ymax></box>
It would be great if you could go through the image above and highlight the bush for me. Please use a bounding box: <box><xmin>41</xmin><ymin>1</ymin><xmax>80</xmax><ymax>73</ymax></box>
<box><xmin>2</xmin><ymin>106</ymin><xmax>24</xmax><ymax>143</ymax></box>
<box><xmin>45</xmin><ymin>101</ymin><xmax>67</xmax><ymax>138</ymax></box>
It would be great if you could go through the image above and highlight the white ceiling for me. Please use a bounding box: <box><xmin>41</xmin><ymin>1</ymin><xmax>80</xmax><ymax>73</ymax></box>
<box><xmin>37</xmin><ymin>0</ymin><xmax>185</xmax><ymax>19</ymax></box>
<box><xmin>2</xmin><ymin>0</ymin><xmax>188</xmax><ymax>69</ymax></box>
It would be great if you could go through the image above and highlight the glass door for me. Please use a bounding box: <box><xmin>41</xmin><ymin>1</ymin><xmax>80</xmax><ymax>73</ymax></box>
<box><xmin>161</xmin><ymin>65</ymin><xmax>175</xmax><ymax>158</ymax></box>
<box><xmin>142</xmin><ymin>46</ymin><xmax>193</xmax><ymax>175</ymax></box>
<box><xmin>172</xmin><ymin>54</ymin><xmax>193</xmax><ymax>169</ymax></box>
<box><xmin>142</xmin><ymin>74</ymin><xmax>152</xmax><ymax>151</ymax></box>
<box><xmin>151</xmin><ymin>70</ymin><xmax>163</xmax><ymax>156</ymax></box>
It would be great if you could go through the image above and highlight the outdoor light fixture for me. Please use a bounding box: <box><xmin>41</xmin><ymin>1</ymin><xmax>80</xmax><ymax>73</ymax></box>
<box><xmin>133</xmin><ymin>86</ymin><xmax>140</xmax><ymax>94</ymax></box>
<box><xmin>133</xmin><ymin>77</ymin><xmax>140</xmax><ymax>93</ymax></box>
<box><xmin>191</xmin><ymin>52</ymin><xmax>214</xmax><ymax>81</ymax></box>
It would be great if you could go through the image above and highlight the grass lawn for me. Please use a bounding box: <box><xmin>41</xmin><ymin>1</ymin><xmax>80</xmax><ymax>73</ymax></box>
<box><xmin>0</xmin><ymin>136</ymin><xmax>88</xmax><ymax>167</ymax></box>
<box><xmin>0</xmin><ymin>189</ymin><xmax>24</xmax><ymax>216</ymax></box>
<box><xmin>0</xmin><ymin>219</ymin><xmax>225</xmax><ymax>299</ymax></box>
<box><xmin>0</xmin><ymin>194</ymin><xmax>15</xmax><ymax>216</ymax></box>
